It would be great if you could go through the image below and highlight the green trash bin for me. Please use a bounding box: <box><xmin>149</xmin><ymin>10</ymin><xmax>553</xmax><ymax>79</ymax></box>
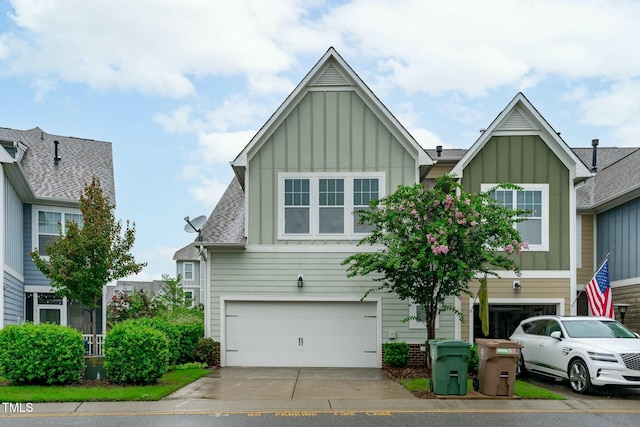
<box><xmin>428</xmin><ymin>340</ymin><xmax>470</xmax><ymax>395</ymax></box>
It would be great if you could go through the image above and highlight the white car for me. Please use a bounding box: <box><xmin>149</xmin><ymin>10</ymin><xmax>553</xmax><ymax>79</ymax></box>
<box><xmin>509</xmin><ymin>315</ymin><xmax>640</xmax><ymax>394</ymax></box>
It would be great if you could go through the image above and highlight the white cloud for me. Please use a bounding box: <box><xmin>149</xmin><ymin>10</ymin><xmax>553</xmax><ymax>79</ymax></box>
<box><xmin>188</xmin><ymin>175</ymin><xmax>232</xmax><ymax>207</ymax></box>
<box><xmin>578</xmin><ymin>80</ymin><xmax>640</xmax><ymax>146</ymax></box>
<box><xmin>4</xmin><ymin>0</ymin><xmax>639</xmax><ymax>100</ymax></box>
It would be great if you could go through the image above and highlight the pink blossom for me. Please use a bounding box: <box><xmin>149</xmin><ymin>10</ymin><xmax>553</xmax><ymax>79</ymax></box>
<box><xmin>464</xmin><ymin>199</ymin><xmax>471</xmax><ymax>205</ymax></box>
<box><xmin>410</xmin><ymin>209</ymin><xmax>417</xmax><ymax>216</ymax></box>
<box><xmin>431</xmin><ymin>245</ymin><xmax>450</xmax><ymax>255</ymax></box>
<box><xmin>470</xmin><ymin>220</ymin><xmax>478</xmax><ymax>227</ymax></box>
<box><xmin>455</xmin><ymin>211</ymin><xmax>464</xmax><ymax>219</ymax></box>
<box><xmin>520</xmin><ymin>242</ymin><xmax>529</xmax><ymax>249</ymax></box>
<box><xmin>457</xmin><ymin>219</ymin><xmax>467</xmax><ymax>225</ymax></box>
<box><xmin>504</xmin><ymin>244</ymin><xmax>514</xmax><ymax>254</ymax></box>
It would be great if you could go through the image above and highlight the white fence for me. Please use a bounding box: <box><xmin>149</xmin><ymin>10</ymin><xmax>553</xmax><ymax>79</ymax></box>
<box><xmin>83</xmin><ymin>334</ymin><xmax>105</xmax><ymax>355</ymax></box>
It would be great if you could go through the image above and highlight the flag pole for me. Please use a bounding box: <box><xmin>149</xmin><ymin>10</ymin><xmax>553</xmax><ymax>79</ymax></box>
<box><xmin>571</xmin><ymin>253</ymin><xmax>610</xmax><ymax>308</ymax></box>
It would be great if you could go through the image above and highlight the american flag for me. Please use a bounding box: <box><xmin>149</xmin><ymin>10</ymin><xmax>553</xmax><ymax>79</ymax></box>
<box><xmin>585</xmin><ymin>259</ymin><xmax>614</xmax><ymax>318</ymax></box>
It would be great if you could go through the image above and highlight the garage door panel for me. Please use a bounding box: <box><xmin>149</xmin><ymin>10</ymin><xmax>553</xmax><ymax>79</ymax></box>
<box><xmin>225</xmin><ymin>301</ymin><xmax>378</xmax><ymax>367</ymax></box>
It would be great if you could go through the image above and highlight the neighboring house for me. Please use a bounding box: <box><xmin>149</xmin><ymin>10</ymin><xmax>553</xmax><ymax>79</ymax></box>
<box><xmin>0</xmin><ymin>126</ymin><xmax>114</xmax><ymax>353</ymax></box>
<box><xmin>173</xmin><ymin>242</ymin><xmax>205</xmax><ymax>306</ymax></box>
<box><xmin>191</xmin><ymin>47</ymin><xmax>634</xmax><ymax>368</ymax></box>
<box><xmin>574</xmin><ymin>146</ymin><xmax>640</xmax><ymax>332</ymax></box>
<box><xmin>107</xmin><ymin>280</ymin><xmax>166</xmax><ymax>303</ymax></box>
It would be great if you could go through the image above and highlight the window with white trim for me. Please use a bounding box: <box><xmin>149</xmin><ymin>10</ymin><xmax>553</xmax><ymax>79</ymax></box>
<box><xmin>183</xmin><ymin>262</ymin><xmax>194</xmax><ymax>281</ymax></box>
<box><xmin>33</xmin><ymin>206</ymin><xmax>83</xmax><ymax>256</ymax></box>
<box><xmin>482</xmin><ymin>184</ymin><xmax>549</xmax><ymax>251</ymax></box>
<box><xmin>279</xmin><ymin>172</ymin><xmax>385</xmax><ymax>239</ymax></box>
<box><xmin>184</xmin><ymin>290</ymin><xmax>194</xmax><ymax>307</ymax></box>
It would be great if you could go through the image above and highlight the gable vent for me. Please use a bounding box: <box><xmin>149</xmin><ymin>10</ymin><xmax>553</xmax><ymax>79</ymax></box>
<box><xmin>313</xmin><ymin>64</ymin><xmax>350</xmax><ymax>86</ymax></box>
<box><xmin>498</xmin><ymin>109</ymin><xmax>537</xmax><ymax>131</ymax></box>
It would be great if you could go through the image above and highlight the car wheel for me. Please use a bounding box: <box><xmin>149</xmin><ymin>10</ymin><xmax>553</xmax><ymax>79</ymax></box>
<box><xmin>569</xmin><ymin>359</ymin><xmax>592</xmax><ymax>394</ymax></box>
<box><xmin>517</xmin><ymin>354</ymin><xmax>528</xmax><ymax>378</ymax></box>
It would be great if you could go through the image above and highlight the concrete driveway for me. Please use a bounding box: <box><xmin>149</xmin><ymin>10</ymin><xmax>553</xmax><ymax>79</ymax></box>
<box><xmin>165</xmin><ymin>367</ymin><xmax>415</xmax><ymax>401</ymax></box>
<box><xmin>524</xmin><ymin>373</ymin><xmax>640</xmax><ymax>400</ymax></box>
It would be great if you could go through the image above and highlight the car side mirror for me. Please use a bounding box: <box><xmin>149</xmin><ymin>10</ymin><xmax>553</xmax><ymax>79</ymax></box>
<box><xmin>550</xmin><ymin>331</ymin><xmax>562</xmax><ymax>340</ymax></box>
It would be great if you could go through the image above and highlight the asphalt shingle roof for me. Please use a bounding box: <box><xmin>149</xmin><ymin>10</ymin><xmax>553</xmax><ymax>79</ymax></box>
<box><xmin>199</xmin><ymin>176</ymin><xmax>246</xmax><ymax>245</ymax></box>
<box><xmin>0</xmin><ymin>126</ymin><xmax>115</xmax><ymax>202</ymax></box>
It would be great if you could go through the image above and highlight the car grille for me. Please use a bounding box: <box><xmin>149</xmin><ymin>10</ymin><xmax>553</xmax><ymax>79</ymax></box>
<box><xmin>620</xmin><ymin>353</ymin><xmax>640</xmax><ymax>371</ymax></box>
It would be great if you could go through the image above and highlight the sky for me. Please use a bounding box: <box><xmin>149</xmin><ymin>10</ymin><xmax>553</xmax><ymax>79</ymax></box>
<box><xmin>1</xmin><ymin>0</ymin><xmax>639</xmax><ymax>281</ymax></box>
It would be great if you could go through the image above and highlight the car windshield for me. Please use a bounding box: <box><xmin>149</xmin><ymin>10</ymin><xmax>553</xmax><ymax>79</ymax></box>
<box><xmin>561</xmin><ymin>319</ymin><xmax>638</xmax><ymax>338</ymax></box>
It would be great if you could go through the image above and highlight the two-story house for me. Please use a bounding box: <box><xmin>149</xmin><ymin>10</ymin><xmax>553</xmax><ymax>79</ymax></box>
<box><xmin>188</xmin><ymin>47</ymin><xmax>600</xmax><ymax>368</ymax></box>
<box><xmin>574</xmin><ymin>147</ymin><xmax>640</xmax><ymax>331</ymax></box>
<box><xmin>1</xmin><ymin>126</ymin><xmax>114</xmax><ymax>352</ymax></box>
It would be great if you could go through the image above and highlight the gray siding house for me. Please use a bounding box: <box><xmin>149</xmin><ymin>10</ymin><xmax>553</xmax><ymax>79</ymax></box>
<box><xmin>0</xmin><ymin>127</ymin><xmax>114</xmax><ymax>352</ymax></box>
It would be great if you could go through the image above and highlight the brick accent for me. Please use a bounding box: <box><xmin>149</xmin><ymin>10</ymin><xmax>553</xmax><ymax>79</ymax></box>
<box><xmin>381</xmin><ymin>343</ymin><xmax>427</xmax><ymax>368</ymax></box>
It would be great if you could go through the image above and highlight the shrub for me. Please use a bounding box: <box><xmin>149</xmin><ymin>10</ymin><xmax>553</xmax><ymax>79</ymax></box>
<box><xmin>468</xmin><ymin>343</ymin><xmax>479</xmax><ymax>375</ymax></box>
<box><xmin>104</xmin><ymin>322</ymin><xmax>169</xmax><ymax>385</ymax></box>
<box><xmin>127</xmin><ymin>318</ymin><xmax>180</xmax><ymax>364</ymax></box>
<box><xmin>383</xmin><ymin>342</ymin><xmax>410</xmax><ymax>367</ymax></box>
<box><xmin>192</xmin><ymin>337</ymin><xmax>218</xmax><ymax>367</ymax></box>
<box><xmin>0</xmin><ymin>323</ymin><xmax>84</xmax><ymax>385</ymax></box>
<box><xmin>128</xmin><ymin>316</ymin><xmax>203</xmax><ymax>365</ymax></box>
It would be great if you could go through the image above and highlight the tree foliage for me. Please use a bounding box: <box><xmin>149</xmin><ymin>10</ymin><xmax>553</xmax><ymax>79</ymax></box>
<box><xmin>342</xmin><ymin>175</ymin><xmax>528</xmax><ymax>360</ymax></box>
<box><xmin>30</xmin><ymin>176</ymin><xmax>147</xmax><ymax>353</ymax></box>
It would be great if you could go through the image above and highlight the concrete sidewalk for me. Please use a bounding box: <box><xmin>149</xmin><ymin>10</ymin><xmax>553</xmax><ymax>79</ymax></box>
<box><xmin>4</xmin><ymin>368</ymin><xmax>640</xmax><ymax>417</ymax></box>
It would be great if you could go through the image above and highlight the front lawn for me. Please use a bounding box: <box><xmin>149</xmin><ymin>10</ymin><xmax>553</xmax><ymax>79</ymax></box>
<box><xmin>398</xmin><ymin>377</ymin><xmax>565</xmax><ymax>400</ymax></box>
<box><xmin>0</xmin><ymin>367</ymin><xmax>209</xmax><ymax>403</ymax></box>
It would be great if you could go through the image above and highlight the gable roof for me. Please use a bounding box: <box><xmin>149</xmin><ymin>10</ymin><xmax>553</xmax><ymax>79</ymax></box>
<box><xmin>449</xmin><ymin>93</ymin><xmax>593</xmax><ymax>183</ymax></box>
<box><xmin>0</xmin><ymin>126</ymin><xmax>115</xmax><ymax>205</ymax></box>
<box><xmin>230</xmin><ymin>47</ymin><xmax>433</xmax><ymax>189</ymax></box>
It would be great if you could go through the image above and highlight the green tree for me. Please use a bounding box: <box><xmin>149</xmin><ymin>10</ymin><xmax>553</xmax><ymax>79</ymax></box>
<box><xmin>342</xmin><ymin>175</ymin><xmax>528</xmax><ymax>365</ymax></box>
<box><xmin>30</xmin><ymin>176</ymin><xmax>147</xmax><ymax>354</ymax></box>
<box><xmin>156</xmin><ymin>274</ymin><xmax>192</xmax><ymax>312</ymax></box>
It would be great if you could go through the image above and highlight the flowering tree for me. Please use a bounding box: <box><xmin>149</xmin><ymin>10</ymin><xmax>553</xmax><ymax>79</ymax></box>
<box><xmin>342</xmin><ymin>175</ymin><xmax>528</xmax><ymax>359</ymax></box>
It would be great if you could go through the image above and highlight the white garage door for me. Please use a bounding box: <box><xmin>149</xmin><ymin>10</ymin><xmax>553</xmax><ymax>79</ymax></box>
<box><xmin>225</xmin><ymin>301</ymin><xmax>378</xmax><ymax>367</ymax></box>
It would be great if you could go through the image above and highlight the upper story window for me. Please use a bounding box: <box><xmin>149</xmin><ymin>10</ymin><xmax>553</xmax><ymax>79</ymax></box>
<box><xmin>482</xmin><ymin>184</ymin><xmax>548</xmax><ymax>251</ymax></box>
<box><xmin>34</xmin><ymin>206</ymin><xmax>83</xmax><ymax>256</ymax></box>
<box><xmin>183</xmin><ymin>262</ymin><xmax>194</xmax><ymax>281</ymax></box>
<box><xmin>279</xmin><ymin>172</ymin><xmax>385</xmax><ymax>239</ymax></box>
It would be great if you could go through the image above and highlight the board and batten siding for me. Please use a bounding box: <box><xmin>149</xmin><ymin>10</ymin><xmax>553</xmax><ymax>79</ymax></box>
<box><xmin>461</xmin><ymin>135</ymin><xmax>570</xmax><ymax>271</ymax></box>
<box><xmin>597</xmin><ymin>197</ymin><xmax>640</xmax><ymax>282</ymax></box>
<box><xmin>209</xmin><ymin>250</ymin><xmax>455</xmax><ymax>343</ymax></box>
<box><xmin>576</xmin><ymin>214</ymin><xmax>595</xmax><ymax>286</ymax></box>
<box><xmin>4</xmin><ymin>175</ymin><xmax>23</xmax><ymax>275</ymax></box>
<box><xmin>247</xmin><ymin>91</ymin><xmax>419</xmax><ymax>245</ymax></box>
<box><xmin>3</xmin><ymin>272</ymin><xmax>24</xmax><ymax>325</ymax></box>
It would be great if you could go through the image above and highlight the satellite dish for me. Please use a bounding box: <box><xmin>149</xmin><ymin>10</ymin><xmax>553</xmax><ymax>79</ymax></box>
<box><xmin>184</xmin><ymin>215</ymin><xmax>206</xmax><ymax>233</ymax></box>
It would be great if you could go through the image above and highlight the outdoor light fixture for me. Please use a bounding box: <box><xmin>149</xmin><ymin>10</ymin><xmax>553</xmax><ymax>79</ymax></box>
<box><xmin>513</xmin><ymin>281</ymin><xmax>522</xmax><ymax>294</ymax></box>
<box><xmin>297</xmin><ymin>274</ymin><xmax>304</xmax><ymax>288</ymax></box>
<box><xmin>615</xmin><ymin>303</ymin><xmax>631</xmax><ymax>324</ymax></box>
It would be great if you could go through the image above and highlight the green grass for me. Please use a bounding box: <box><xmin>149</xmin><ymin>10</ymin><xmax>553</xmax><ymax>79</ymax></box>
<box><xmin>398</xmin><ymin>377</ymin><xmax>565</xmax><ymax>400</ymax></box>
<box><xmin>0</xmin><ymin>368</ymin><xmax>209</xmax><ymax>403</ymax></box>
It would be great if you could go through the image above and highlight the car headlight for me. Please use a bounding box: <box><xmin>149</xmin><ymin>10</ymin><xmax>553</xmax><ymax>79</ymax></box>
<box><xmin>587</xmin><ymin>351</ymin><xmax>618</xmax><ymax>363</ymax></box>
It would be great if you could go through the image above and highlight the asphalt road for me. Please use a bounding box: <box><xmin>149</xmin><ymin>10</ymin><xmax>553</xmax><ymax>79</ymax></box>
<box><xmin>3</xmin><ymin>411</ymin><xmax>640</xmax><ymax>427</ymax></box>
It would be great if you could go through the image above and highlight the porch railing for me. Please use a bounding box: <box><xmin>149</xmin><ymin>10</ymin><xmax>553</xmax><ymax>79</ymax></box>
<box><xmin>82</xmin><ymin>334</ymin><xmax>105</xmax><ymax>356</ymax></box>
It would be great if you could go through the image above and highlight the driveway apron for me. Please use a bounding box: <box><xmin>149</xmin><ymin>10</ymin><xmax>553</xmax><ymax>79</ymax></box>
<box><xmin>164</xmin><ymin>367</ymin><xmax>415</xmax><ymax>401</ymax></box>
